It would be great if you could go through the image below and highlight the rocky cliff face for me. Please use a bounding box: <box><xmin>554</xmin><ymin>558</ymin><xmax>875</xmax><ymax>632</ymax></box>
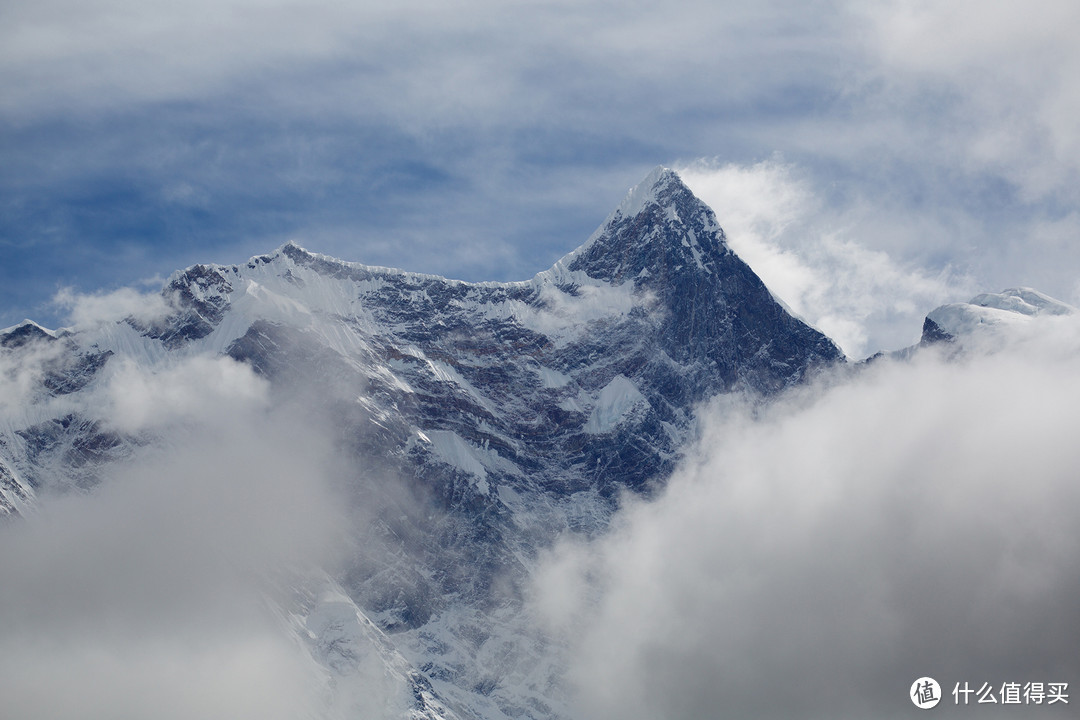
<box><xmin>0</xmin><ymin>167</ymin><xmax>844</xmax><ymax>719</ymax></box>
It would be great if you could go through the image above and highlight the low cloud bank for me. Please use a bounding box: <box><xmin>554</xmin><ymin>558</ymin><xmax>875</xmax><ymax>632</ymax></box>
<box><xmin>0</xmin><ymin>355</ymin><xmax>350</xmax><ymax>720</ymax></box>
<box><xmin>535</xmin><ymin>316</ymin><xmax>1080</xmax><ymax>719</ymax></box>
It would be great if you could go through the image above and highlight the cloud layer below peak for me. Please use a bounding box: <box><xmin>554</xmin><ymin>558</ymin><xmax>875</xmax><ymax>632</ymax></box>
<box><xmin>535</xmin><ymin>315</ymin><xmax>1080</xmax><ymax>719</ymax></box>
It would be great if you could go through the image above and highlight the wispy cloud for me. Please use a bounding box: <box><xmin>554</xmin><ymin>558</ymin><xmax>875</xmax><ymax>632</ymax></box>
<box><xmin>679</xmin><ymin>158</ymin><xmax>972</xmax><ymax>356</ymax></box>
<box><xmin>855</xmin><ymin>0</ymin><xmax>1080</xmax><ymax>203</ymax></box>
<box><xmin>52</xmin><ymin>286</ymin><xmax>174</xmax><ymax>329</ymax></box>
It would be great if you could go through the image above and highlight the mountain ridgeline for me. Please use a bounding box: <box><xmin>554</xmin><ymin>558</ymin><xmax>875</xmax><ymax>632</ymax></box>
<box><xmin>0</xmin><ymin>167</ymin><xmax>845</xmax><ymax>719</ymax></box>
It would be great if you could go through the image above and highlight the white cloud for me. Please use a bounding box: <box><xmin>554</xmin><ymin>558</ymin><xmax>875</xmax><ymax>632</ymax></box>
<box><xmin>0</xmin><ymin>350</ymin><xmax>352</xmax><ymax>720</ymax></box>
<box><xmin>53</xmin><ymin>286</ymin><xmax>173</xmax><ymax>329</ymax></box>
<box><xmin>101</xmin><ymin>355</ymin><xmax>270</xmax><ymax>435</ymax></box>
<box><xmin>0</xmin><ymin>334</ymin><xmax>66</xmax><ymax>416</ymax></box>
<box><xmin>0</xmin><ymin>635</ymin><xmax>324</xmax><ymax>720</ymax></box>
<box><xmin>535</xmin><ymin>314</ymin><xmax>1080</xmax><ymax>719</ymax></box>
<box><xmin>855</xmin><ymin>0</ymin><xmax>1080</xmax><ymax>204</ymax></box>
<box><xmin>516</xmin><ymin>281</ymin><xmax>656</xmax><ymax>345</ymax></box>
<box><xmin>0</xmin><ymin>0</ymin><xmax>844</xmax><ymax>120</ymax></box>
<box><xmin>679</xmin><ymin>159</ymin><xmax>971</xmax><ymax>356</ymax></box>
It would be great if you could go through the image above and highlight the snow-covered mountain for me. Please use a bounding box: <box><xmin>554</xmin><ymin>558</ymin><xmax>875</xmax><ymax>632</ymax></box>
<box><xmin>0</xmin><ymin>167</ymin><xmax>845</xmax><ymax>718</ymax></box>
<box><xmin>920</xmin><ymin>287</ymin><xmax>1076</xmax><ymax>345</ymax></box>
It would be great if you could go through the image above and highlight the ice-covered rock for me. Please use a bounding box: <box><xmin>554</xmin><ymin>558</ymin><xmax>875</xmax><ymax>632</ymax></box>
<box><xmin>922</xmin><ymin>288</ymin><xmax>1076</xmax><ymax>345</ymax></box>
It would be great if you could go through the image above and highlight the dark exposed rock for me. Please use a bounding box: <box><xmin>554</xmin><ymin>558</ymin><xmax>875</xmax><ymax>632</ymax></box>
<box><xmin>920</xmin><ymin>316</ymin><xmax>955</xmax><ymax>345</ymax></box>
<box><xmin>1</xmin><ymin>321</ymin><xmax>56</xmax><ymax>349</ymax></box>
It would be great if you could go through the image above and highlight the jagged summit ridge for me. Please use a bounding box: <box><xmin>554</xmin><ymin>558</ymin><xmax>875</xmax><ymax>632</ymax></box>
<box><xmin>135</xmin><ymin>167</ymin><xmax>841</xmax><ymax>399</ymax></box>
<box><xmin>173</xmin><ymin>167</ymin><xmax>719</xmax><ymax>292</ymax></box>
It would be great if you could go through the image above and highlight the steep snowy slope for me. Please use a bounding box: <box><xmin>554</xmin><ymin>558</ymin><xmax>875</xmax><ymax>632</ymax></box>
<box><xmin>0</xmin><ymin>167</ymin><xmax>843</xmax><ymax>718</ymax></box>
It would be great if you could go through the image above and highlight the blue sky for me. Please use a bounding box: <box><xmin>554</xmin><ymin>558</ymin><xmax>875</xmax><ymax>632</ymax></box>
<box><xmin>3</xmin><ymin>0</ymin><xmax>1080</xmax><ymax>355</ymax></box>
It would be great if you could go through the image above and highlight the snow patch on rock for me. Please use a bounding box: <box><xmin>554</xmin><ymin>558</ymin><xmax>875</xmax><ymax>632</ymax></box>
<box><xmin>419</xmin><ymin>430</ymin><xmax>522</xmax><ymax>494</ymax></box>
<box><xmin>584</xmin><ymin>375</ymin><xmax>650</xmax><ymax>434</ymax></box>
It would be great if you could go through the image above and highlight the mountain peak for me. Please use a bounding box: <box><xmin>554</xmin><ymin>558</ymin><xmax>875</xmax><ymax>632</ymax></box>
<box><xmin>534</xmin><ymin>166</ymin><xmax>843</xmax><ymax>389</ymax></box>
<box><xmin>1</xmin><ymin>319</ymin><xmax>58</xmax><ymax>348</ymax></box>
<box><xmin>921</xmin><ymin>287</ymin><xmax>1076</xmax><ymax>345</ymax></box>
<box><xmin>612</xmin><ymin>165</ymin><xmax>684</xmax><ymax>219</ymax></box>
<box><xmin>551</xmin><ymin>166</ymin><xmax>727</xmax><ymax>287</ymax></box>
